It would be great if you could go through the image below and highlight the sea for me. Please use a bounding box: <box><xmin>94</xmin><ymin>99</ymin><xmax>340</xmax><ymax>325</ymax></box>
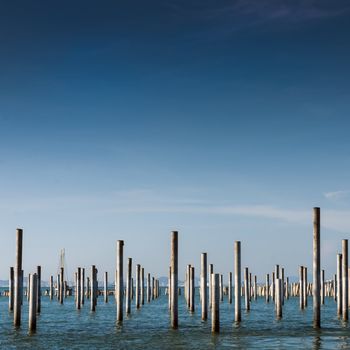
<box><xmin>0</xmin><ymin>288</ymin><xmax>349</xmax><ymax>349</ymax></box>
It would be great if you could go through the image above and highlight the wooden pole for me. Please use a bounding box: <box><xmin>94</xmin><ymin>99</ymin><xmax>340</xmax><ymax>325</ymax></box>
<box><xmin>201</xmin><ymin>253</ymin><xmax>208</xmax><ymax>320</ymax></box>
<box><xmin>337</xmin><ymin>254</ymin><xmax>342</xmax><ymax>315</ymax></box>
<box><xmin>254</xmin><ymin>275</ymin><xmax>257</xmax><ymax>301</ymax></box>
<box><xmin>342</xmin><ymin>239</ymin><xmax>348</xmax><ymax>321</ymax></box>
<box><xmin>49</xmin><ymin>275</ymin><xmax>53</xmax><ymax>300</ymax></box>
<box><xmin>211</xmin><ymin>273</ymin><xmax>220</xmax><ymax>333</ymax></box>
<box><xmin>147</xmin><ymin>273</ymin><xmax>151</xmax><ymax>303</ymax></box>
<box><xmin>234</xmin><ymin>241</ymin><xmax>241</xmax><ymax>322</ymax></box>
<box><xmin>76</xmin><ymin>268</ymin><xmax>81</xmax><ymax>309</ymax></box>
<box><xmin>28</xmin><ymin>273</ymin><xmax>37</xmax><ymax>332</ymax></box>
<box><xmin>190</xmin><ymin>266</ymin><xmax>195</xmax><ymax>312</ymax></box>
<box><xmin>126</xmin><ymin>258</ymin><xmax>132</xmax><ymax>314</ymax></box>
<box><xmin>104</xmin><ymin>271</ymin><xmax>108</xmax><ymax>303</ymax></box>
<box><xmin>244</xmin><ymin>267</ymin><xmax>250</xmax><ymax>311</ymax></box>
<box><xmin>136</xmin><ymin>264</ymin><xmax>141</xmax><ymax>309</ymax></box>
<box><xmin>141</xmin><ymin>267</ymin><xmax>144</xmax><ymax>306</ymax></box>
<box><xmin>36</xmin><ymin>266</ymin><xmax>41</xmax><ymax>313</ymax></box>
<box><xmin>186</xmin><ymin>264</ymin><xmax>191</xmax><ymax>309</ymax></box>
<box><xmin>303</xmin><ymin>266</ymin><xmax>308</xmax><ymax>308</ymax></box>
<box><xmin>171</xmin><ymin>231</ymin><xmax>178</xmax><ymax>329</ymax></box>
<box><xmin>276</xmin><ymin>278</ymin><xmax>282</xmax><ymax>319</ymax></box>
<box><xmin>265</xmin><ymin>274</ymin><xmax>270</xmax><ymax>303</ymax></box>
<box><xmin>116</xmin><ymin>240</ymin><xmax>124</xmax><ymax>322</ymax></box>
<box><xmin>59</xmin><ymin>267</ymin><xmax>64</xmax><ymax>304</ymax></box>
<box><xmin>299</xmin><ymin>266</ymin><xmax>304</xmax><ymax>310</ymax></box>
<box><xmin>313</xmin><ymin>207</ymin><xmax>321</xmax><ymax>328</ymax></box>
<box><xmin>220</xmin><ymin>274</ymin><xmax>223</xmax><ymax>302</ymax></box>
<box><xmin>321</xmin><ymin>269</ymin><xmax>325</xmax><ymax>305</ymax></box>
<box><xmin>14</xmin><ymin>228</ymin><xmax>23</xmax><ymax>327</ymax></box>
<box><xmin>228</xmin><ymin>272</ymin><xmax>232</xmax><ymax>304</ymax></box>
<box><xmin>9</xmin><ymin>267</ymin><xmax>14</xmax><ymax>311</ymax></box>
<box><xmin>209</xmin><ymin>264</ymin><xmax>214</xmax><ymax>309</ymax></box>
<box><xmin>91</xmin><ymin>265</ymin><xmax>96</xmax><ymax>312</ymax></box>
<box><xmin>81</xmin><ymin>268</ymin><xmax>85</xmax><ymax>305</ymax></box>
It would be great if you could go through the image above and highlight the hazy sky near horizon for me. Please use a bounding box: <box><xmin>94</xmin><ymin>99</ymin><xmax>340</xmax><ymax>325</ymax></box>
<box><xmin>1</xmin><ymin>1</ymin><xmax>350</xmax><ymax>281</ymax></box>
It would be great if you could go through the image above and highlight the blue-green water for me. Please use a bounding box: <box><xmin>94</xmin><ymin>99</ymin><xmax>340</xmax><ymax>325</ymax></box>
<box><xmin>0</xmin><ymin>289</ymin><xmax>349</xmax><ymax>349</ymax></box>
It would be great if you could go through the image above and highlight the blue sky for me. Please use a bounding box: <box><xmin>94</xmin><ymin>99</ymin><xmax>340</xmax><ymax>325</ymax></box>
<box><xmin>0</xmin><ymin>1</ymin><xmax>350</xmax><ymax>282</ymax></box>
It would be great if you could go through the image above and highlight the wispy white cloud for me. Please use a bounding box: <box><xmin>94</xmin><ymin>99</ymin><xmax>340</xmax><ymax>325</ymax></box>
<box><xmin>324</xmin><ymin>190</ymin><xmax>350</xmax><ymax>200</ymax></box>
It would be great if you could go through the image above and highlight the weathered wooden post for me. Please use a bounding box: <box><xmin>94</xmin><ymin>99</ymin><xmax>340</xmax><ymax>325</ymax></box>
<box><xmin>228</xmin><ymin>272</ymin><xmax>232</xmax><ymax>304</ymax></box>
<box><xmin>303</xmin><ymin>266</ymin><xmax>308</xmax><ymax>308</ymax></box>
<box><xmin>281</xmin><ymin>268</ymin><xmax>284</xmax><ymax>305</ymax></box>
<box><xmin>147</xmin><ymin>273</ymin><xmax>151</xmax><ymax>303</ymax></box>
<box><xmin>220</xmin><ymin>274</ymin><xmax>223</xmax><ymax>302</ymax></box>
<box><xmin>91</xmin><ymin>265</ymin><xmax>96</xmax><ymax>312</ymax></box>
<box><xmin>116</xmin><ymin>240</ymin><xmax>124</xmax><ymax>322</ymax></box>
<box><xmin>36</xmin><ymin>266</ymin><xmax>41</xmax><ymax>313</ymax></box>
<box><xmin>9</xmin><ymin>267</ymin><xmax>14</xmax><ymax>311</ymax></box>
<box><xmin>300</xmin><ymin>266</ymin><xmax>304</xmax><ymax>310</ymax></box>
<box><xmin>234</xmin><ymin>241</ymin><xmax>241</xmax><ymax>322</ymax></box>
<box><xmin>321</xmin><ymin>269</ymin><xmax>325</xmax><ymax>305</ymax></box>
<box><xmin>59</xmin><ymin>267</ymin><xmax>64</xmax><ymax>304</ymax></box>
<box><xmin>337</xmin><ymin>254</ymin><xmax>342</xmax><ymax>315</ymax></box>
<box><xmin>141</xmin><ymin>267</ymin><xmax>145</xmax><ymax>305</ymax></box>
<box><xmin>212</xmin><ymin>273</ymin><xmax>220</xmax><ymax>333</ymax></box>
<box><xmin>126</xmin><ymin>258</ymin><xmax>132</xmax><ymax>314</ymax></box>
<box><xmin>201</xmin><ymin>253</ymin><xmax>208</xmax><ymax>320</ymax></box>
<box><xmin>209</xmin><ymin>264</ymin><xmax>214</xmax><ymax>309</ymax></box>
<box><xmin>136</xmin><ymin>264</ymin><xmax>141</xmax><ymax>309</ymax></box>
<box><xmin>57</xmin><ymin>275</ymin><xmax>60</xmax><ymax>301</ymax></box>
<box><xmin>249</xmin><ymin>272</ymin><xmax>252</xmax><ymax>301</ymax></box>
<box><xmin>28</xmin><ymin>273</ymin><xmax>37</xmax><ymax>332</ymax></box>
<box><xmin>14</xmin><ymin>228</ymin><xmax>23</xmax><ymax>327</ymax></box>
<box><xmin>76</xmin><ymin>268</ymin><xmax>81</xmax><ymax>310</ymax></box>
<box><xmin>266</xmin><ymin>274</ymin><xmax>269</xmax><ymax>303</ymax></box>
<box><xmin>49</xmin><ymin>275</ymin><xmax>53</xmax><ymax>300</ymax></box>
<box><xmin>186</xmin><ymin>264</ymin><xmax>191</xmax><ymax>309</ymax></box>
<box><xmin>86</xmin><ymin>276</ymin><xmax>90</xmax><ymax>300</ymax></box>
<box><xmin>272</xmin><ymin>272</ymin><xmax>275</xmax><ymax>302</ymax></box>
<box><xmin>244</xmin><ymin>267</ymin><xmax>250</xmax><ymax>311</ymax></box>
<box><xmin>104</xmin><ymin>271</ymin><xmax>108</xmax><ymax>303</ymax></box>
<box><xmin>286</xmin><ymin>277</ymin><xmax>289</xmax><ymax>300</ymax></box>
<box><xmin>152</xmin><ymin>277</ymin><xmax>155</xmax><ymax>300</ymax></box>
<box><xmin>81</xmin><ymin>268</ymin><xmax>85</xmax><ymax>305</ymax></box>
<box><xmin>190</xmin><ymin>266</ymin><xmax>195</xmax><ymax>312</ymax></box>
<box><xmin>254</xmin><ymin>275</ymin><xmax>257</xmax><ymax>301</ymax></box>
<box><xmin>276</xmin><ymin>278</ymin><xmax>282</xmax><ymax>319</ymax></box>
<box><xmin>171</xmin><ymin>230</ymin><xmax>178</xmax><ymax>329</ymax></box>
<box><xmin>342</xmin><ymin>239</ymin><xmax>348</xmax><ymax>321</ymax></box>
<box><xmin>313</xmin><ymin>207</ymin><xmax>321</xmax><ymax>328</ymax></box>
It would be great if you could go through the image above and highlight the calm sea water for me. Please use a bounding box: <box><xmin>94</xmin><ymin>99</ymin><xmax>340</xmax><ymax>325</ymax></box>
<box><xmin>0</xmin><ymin>288</ymin><xmax>349</xmax><ymax>349</ymax></box>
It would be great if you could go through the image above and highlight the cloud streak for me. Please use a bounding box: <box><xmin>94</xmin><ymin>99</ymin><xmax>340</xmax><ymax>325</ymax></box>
<box><xmin>324</xmin><ymin>190</ymin><xmax>350</xmax><ymax>200</ymax></box>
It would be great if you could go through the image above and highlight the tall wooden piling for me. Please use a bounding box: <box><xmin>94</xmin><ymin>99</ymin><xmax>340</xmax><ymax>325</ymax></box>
<box><xmin>299</xmin><ymin>266</ymin><xmax>304</xmax><ymax>310</ymax></box>
<box><xmin>244</xmin><ymin>267</ymin><xmax>250</xmax><ymax>311</ymax></box>
<box><xmin>313</xmin><ymin>207</ymin><xmax>321</xmax><ymax>328</ymax></box>
<box><xmin>266</xmin><ymin>274</ymin><xmax>270</xmax><ymax>303</ymax></box>
<box><xmin>9</xmin><ymin>267</ymin><xmax>14</xmax><ymax>311</ymax></box>
<box><xmin>49</xmin><ymin>275</ymin><xmax>53</xmax><ymax>300</ymax></box>
<box><xmin>342</xmin><ymin>239</ymin><xmax>348</xmax><ymax>321</ymax></box>
<box><xmin>136</xmin><ymin>264</ymin><xmax>141</xmax><ymax>309</ymax></box>
<box><xmin>220</xmin><ymin>274</ymin><xmax>223</xmax><ymax>302</ymax></box>
<box><xmin>276</xmin><ymin>278</ymin><xmax>282</xmax><ymax>319</ymax></box>
<box><xmin>28</xmin><ymin>273</ymin><xmax>37</xmax><ymax>332</ymax></box>
<box><xmin>303</xmin><ymin>266</ymin><xmax>308</xmax><ymax>308</ymax></box>
<box><xmin>104</xmin><ymin>271</ymin><xmax>108</xmax><ymax>303</ymax></box>
<box><xmin>186</xmin><ymin>264</ymin><xmax>191</xmax><ymax>309</ymax></box>
<box><xmin>59</xmin><ymin>267</ymin><xmax>64</xmax><ymax>304</ymax></box>
<box><xmin>228</xmin><ymin>272</ymin><xmax>232</xmax><ymax>304</ymax></box>
<box><xmin>147</xmin><ymin>273</ymin><xmax>151</xmax><ymax>303</ymax></box>
<box><xmin>234</xmin><ymin>241</ymin><xmax>241</xmax><ymax>322</ymax></box>
<box><xmin>81</xmin><ymin>268</ymin><xmax>85</xmax><ymax>305</ymax></box>
<box><xmin>190</xmin><ymin>266</ymin><xmax>195</xmax><ymax>312</ymax></box>
<box><xmin>76</xmin><ymin>268</ymin><xmax>81</xmax><ymax>309</ymax></box>
<box><xmin>321</xmin><ymin>269</ymin><xmax>325</xmax><ymax>305</ymax></box>
<box><xmin>337</xmin><ymin>253</ymin><xmax>342</xmax><ymax>315</ymax></box>
<box><xmin>14</xmin><ymin>228</ymin><xmax>23</xmax><ymax>327</ymax></box>
<box><xmin>116</xmin><ymin>240</ymin><xmax>124</xmax><ymax>322</ymax></box>
<box><xmin>36</xmin><ymin>266</ymin><xmax>41</xmax><ymax>313</ymax></box>
<box><xmin>209</xmin><ymin>264</ymin><xmax>213</xmax><ymax>309</ymax></box>
<box><xmin>126</xmin><ymin>258</ymin><xmax>132</xmax><ymax>314</ymax></box>
<box><xmin>90</xmin><ymin>265</ymin><xmax>96</xmax><ymax>312</ymax></box>
<box><xmin>211</xmin><ymin>273</ymin><xmax>220</xmax><ymax>333</ymax></box>
<box><xmin>201</xmin><ymin>253</ymin><xmax>208</xmax><ymax>320</ymax></box>
<box><xmin>254</xmin><ymin>275</ymin><xmax>257</xmax><ymax>301</ymax></box>
<box><xmin>141</xmin><ymin>267</ymin><xmax>145</xmax><ymax>306</ymax></box>
<box><xmin>171</xmin><ymin>231</ymin><xmax>178</xmax><ymax>329</ymax></box>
